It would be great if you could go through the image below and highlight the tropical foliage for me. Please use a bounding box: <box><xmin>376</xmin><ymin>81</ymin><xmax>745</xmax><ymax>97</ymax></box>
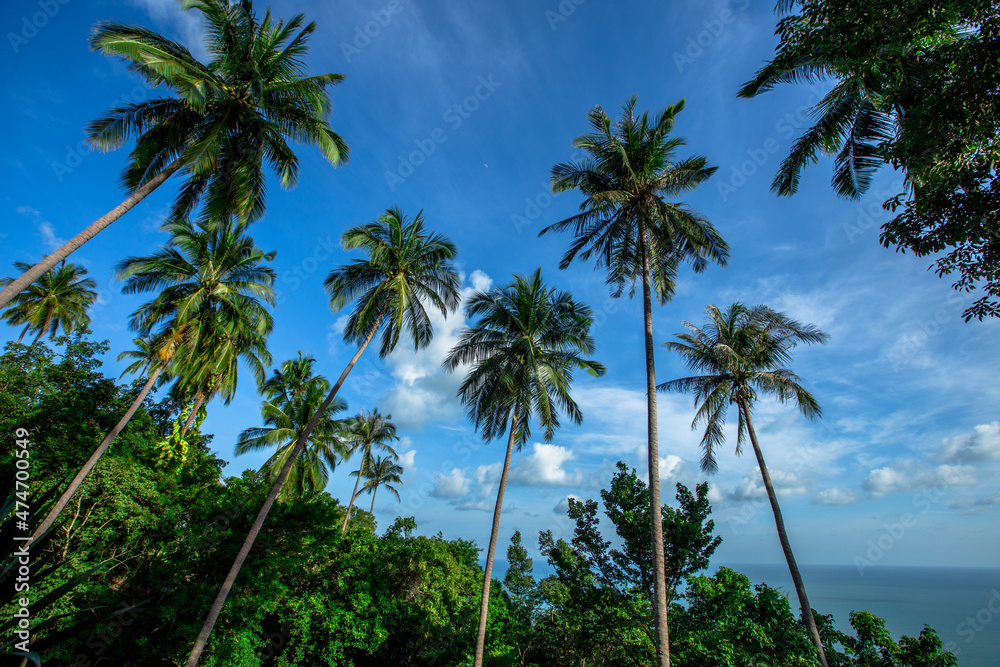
<box><xmin>0</xmin><ymin>261</ymin><xmax>97</xmax><ymax>346</ymax></box>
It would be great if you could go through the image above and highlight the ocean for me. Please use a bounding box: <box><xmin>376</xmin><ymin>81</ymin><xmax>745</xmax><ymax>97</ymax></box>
<box><xmin>731</xmin><ymin>563</ymin><xmax>1000</xmax><ymax>667</ymax></box>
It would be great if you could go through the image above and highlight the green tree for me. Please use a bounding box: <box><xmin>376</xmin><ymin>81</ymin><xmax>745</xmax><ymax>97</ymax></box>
<box><xmin>186</xmin><ymin>206</ymin><xmax>460</xmax><ymax>665</ymax></box>
<box><xmin>444</xmin><ymin>268</ymin><xmax>605</xmax><ymax>667</ymax></box>
<box><xmin>0</xmin><ymin>0</ymin><xmax>348</xmax><ymax>310</ymax></box>
<box><xmin>659</xmin><ymin>302</ymin><xmax>830</xmax><ymax>666</ymax></box>
<box><xmin>236</xmin><ymin>353</ymin><xmax>349</xmax><ymax>502</ymax></box>
<box><xmin>360</xmin><ymin>454</ymin><xmax>404</xmax><ymax>513</ymax></box>
<box><xmin>540</xmin><ymin>96</ymin><xmax>729</xmax><ymax>666</ymax></box>
<box><xmin>340</xmin><ymin>409</ymin><xmax>399</xmax><ymax>533</ymax></box>
<box><xmin>30</xmin><ymin>218</ymin><xmax>275</xmax><ymax>543</ymax></box>
<box><xmin>838</xmin><ymin>611</ymin><xmax>957</xmax><ymax>667</ymax></box>
<box><xmin>1</xmin><ymin>261</ymin><xmax>97</xmax><ymax>346</ymax></box>
<box><xmin>738</xmin><ymin>0</ymin><xmax>999</xmax><ymax>320</ymax></box>
<box><xmin>534</xmin><ymin>463</ymin><xmax>721</xmax><ymax>665</ymax></box>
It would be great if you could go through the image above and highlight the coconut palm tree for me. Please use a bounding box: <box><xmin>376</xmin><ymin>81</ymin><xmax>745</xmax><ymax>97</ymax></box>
<box><xmin>340</xmin><ymin>409</ymin><xmax>398</xmax><ymax>533</ymax></box>
<box><xmin>236</xmin><ymin>353</ymin><xmax>349</xmax><ymax>502</ymax></box>
<box><xmin>444</xmin><ymin>268</ymin><xmax>605</xmax><ymax>667</ymax></box>
<box><xmin>659</xmin><ymin>302</ymin><xmax>830</xmax><ymax>666</ymax></box>
<box><xmin>539</xmin><ymin>96</ymin><xmax>729</xmax><ymax>666</ymax></box>
<box><xmin>736</xmin><ymin>42</ymin><xmax>896</xmax><ymax>198</ymax></box>
<box><xmin>0</xmin><ymin>0</ymin><xmax>349</xmax><ymax>310</ymax></box>
<box><xmin>30</xmin><ymin>219</ymin><xmax>275</xmax><ymax>544</ymax></box>
<box><xmin>185</xmin><ymin>206</ymin><xmax>460</xmax><ymax>665</ymax></box>
<box><xmin>117</xmin><ymin>216</ymin><xmax>276</xmax><ymax>434</ymax></box>
<box><xmin>1</xmin><ymin>261</ymin><xmax>97</xmax><ymax>346</ymax></box>
<box><xmin>359</xmin><ymin>455</ymin><xmax>403</xmax><ymax>513</ymax></box>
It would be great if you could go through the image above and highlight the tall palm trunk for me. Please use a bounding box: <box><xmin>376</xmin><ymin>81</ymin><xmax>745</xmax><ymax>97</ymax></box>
<box><xmin>180</xmin><ymin>391</ymin><xmax>207</xmax><ymax>438</ymax></box>
<box><xmin>185</xmin><ymin>312</ymin><xmax>385</xmax><ymax>667</ymax></box>
<box><xmin>639</xmin><ymin>220</ymin><xmax>670</xmax><ymax>667</ymax></box>
<box><xmin>31</xmin><ymin>363</ymin><xmax>165</xmax><ymax>542</ymax></box>
<box><xmin>739</xmin><ymin>399</ymin><xmax>828</xmax><ymax>667</ymax></box>
<box><xmin>0</xmin><ymin>158</ymin><xmax>185</xmax><ymax>310</ymax></box>
<box><xmin>369</xmin><ymin>485</ymin><xmax>378</xmax><ymax>514</ymax></box>
<box><xmin>16</xmin><ymin>325</ymin><xmax>29</xmax><ymax>345</ymax></box>
<box><xmin>473</xmin><ymin>407</ymin><xmax>520</xmax><ymax>667</ymax></box>
<box><xmin>340</xmin><ymin>448</ymin><xmax>368</xmax><ymax>534</ymax></box>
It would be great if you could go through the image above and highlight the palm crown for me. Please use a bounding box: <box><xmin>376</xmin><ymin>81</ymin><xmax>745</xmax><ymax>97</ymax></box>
<box><xmin>87</xmin><ymin>0</ymin><xmax>349</xmax><ymax>223</ymax></box>
<box><xmin>116</xmin><ymin>217</ymin><xmax>276</xmax><ymax>401</ymax></box>
<box><xmin>659</xmin><ymin>302</ymin><xmax>829</xmax><ymax>472</ymax></box>
<box><xmin>1</xmin><ymin>261</ymin><xmax>98</xmax><ymax>345</ymax></box>
<box><xmin>324</xmin><ymin>206</ymin><xmax>461</xmax><ymax>358</ymax></box>
<box><xmin>540</xmin><ymin>96</ymin><xmax>729</xmax><ymax>302</ymax></box>
<box><xmin>236</xmin><ymin>353</ymin><xmax>349</xmax><ymax>501</ymax></box>
<box><xmin>444</xmin><ymin>268</ymin><xmax>605</xmax><ymax>446</ymax></box>
<box><xmin>359</xmin><ymin>455</ymin><xmax>404</xmax><ymax>505</ymax></box>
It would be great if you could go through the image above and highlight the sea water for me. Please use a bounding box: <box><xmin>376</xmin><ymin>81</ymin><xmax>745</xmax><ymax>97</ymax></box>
<box><xmin>731</xmin><ymin>563</ymin><xmax>1000</xmax><ymax>667</ymax></box>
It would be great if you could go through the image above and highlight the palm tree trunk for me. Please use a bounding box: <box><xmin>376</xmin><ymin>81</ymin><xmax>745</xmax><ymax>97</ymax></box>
<box><xmin>29</xmin><ymin>313</ymin><xmax>54</xmax><ymax>348</ymax></box>
<box><xmin>340</xmin><ymin>449</ymin><xmax>368</xmax><ymax>534</ymax></box>
<box><xmin>0</xmin><ymin>158</ymin><xmax>186</xmax><ymax>311</ymax></box>
<box><xmin>16</xmin><ymin>325</ymin><xmax>29</xmax><ymax>345</ymax></box>
<box><xmin>369</xmin><ymin>485</ymin><xmax>378</xmax><ymax>514</ymax></box>
<box><xmin>739</xmin><ymin>399</ymin><xmax>829</xmax><ymax>667</ymax></box>
<box><xmin>30</xmin><ymin>363</ymin><xmax>165</xmax><ymax>542</ymax></box>
<box><xmin>473</xmin><ymin>407</ymin><xmax>519</xmax><ymax>667</ymax></box>
<box><xmin>185</xmin><ymin>311</ymin><xmax>385</xmax><ymax>667</ymax></box>
<box><xmin>180</xmin><ymin>391</ymin><xmax>206</xmax><ymax>438</ymax></box>
<box><xmin>638</xmin><ymin>220</ymin><xmax>670</xmax><ymax>667</ymax></box>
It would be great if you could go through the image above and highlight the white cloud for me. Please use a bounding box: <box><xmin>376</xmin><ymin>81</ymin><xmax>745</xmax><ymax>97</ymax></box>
<box><xmin>936</xmin><ymin>422</ymin><xmax>1000</xmax><ymax>463</ymax></box>
<box><xmin>381</xmin><ymin>270</ymin><xmax>492</xmax><ymax>429</ymax></box>
<box><xmin>18</xmin><ymin>205</ymin><xmax>65</xmax><ymax>252</ymax></box>
<box><xmin>130</xmin><ymin>0</ymin><xmax>208</xmax><ymax>61</ymax></box>
<box><xmin>509</xmin><ymin>443</ymin><xmax>581</xmax><ymax>487</ymax></box>
<box><xmin>430</xmin><ymin>468</ymin><xmax>470</xmax><ymax>498</ymax></box>
<box><xmin>812</xmin><ymin>487</ymin><xmax>859</xmax><ymax>506</ymax></box>
<box><xmin>862</xmin><ymin>461</ymin><xmax>980</xmax><ymax>498</ymax></box>
<box><xmin>728</xmin><ymin>468</ymin><xmax>810</xmax><ymax>501</ymax></box>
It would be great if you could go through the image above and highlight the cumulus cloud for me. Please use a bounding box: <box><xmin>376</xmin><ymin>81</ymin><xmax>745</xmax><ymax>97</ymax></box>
<box><xmin>381</xmin><ymin>270</ymin><xmax>491</xmax><ymax>429</ymax></box>
<box><xmin>430</xmin><ymin>468</ymin><xmax>470</xmax><ymax>498</ymax></box>
<box><xmin>935</xmin><ymin>423</ymin><xmax>1000</xmax><ymax>463</ymax></box>
<box><xmin>862</xmin><ymin>461</ymin><xmax>980</xmax><ymax>498</ymax></box>
<box><xmin>728</xmin><ymin>468</ymin><xmax>810</xmax><ymax>501</ymax></box>
<box><xmin>509</xmin><ymin>443</ymin><xmax>582</xmax><ymax>487</ymax></box>
<box><xmin>812</xmin><ymin>487</ymin><xmax>859</xmax><ymax>506</ymax></box>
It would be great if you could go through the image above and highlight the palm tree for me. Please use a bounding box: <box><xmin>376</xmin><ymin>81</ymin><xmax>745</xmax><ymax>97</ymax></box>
<box><xmin>539</xmin><ymin>96</ymin><xmax>729</xmax><ymax>667</ymax></box>
<box><xmin>1</xmin><ymin>261</ymin><xmax>97</xmax><ymax>346</ymax></box>
<box><xmin>117</xmin><ymin>217</ymin><xmax>276</xmax><ymax>434</ymax></box>
<box><xmin>340</xmin><ymin>409</ymin><xmax>399</xmax><ymax>533</ymax></box>
<box><xmin>236</xmin><ymin>353</ymin><xmax>349</xmax><ymax>502</ymax></box>
<box><xmin>736</xmin><ymin>42</ymin><xmax>896</xmax><ymax>198</ymax></box>
<box><xmin>359</xmin><ymin>455</ymin><xmax>403</xmax><ymax>513</ymax></box>
<box><xmin>659</xmin><ymin>302</ymin><xmax>830</xmax><ymax>666</ymax></box>
<box><xmin>30</xmin><ymin>219</ymin><xmax>275</xmax><ymax>544</ymax></box>
<box><xmin>186</xmin><ymin>206</ymin><xmax>460</xmax><ymax>665</ymax></box>
<box><xmin>444</xmin><ymin>268</ymin><xmax>605</xmax><ymax>667</ymax></box>
<box><xmin>0</xmin><ymin>0</ymin><xmax>349</xmax><ymax>310</ymax></box>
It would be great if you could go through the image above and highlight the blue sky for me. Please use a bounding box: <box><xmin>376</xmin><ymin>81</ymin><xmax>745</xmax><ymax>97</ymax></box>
<box><xmin>2</xmin><ymin>0</ymin><xmax>999</xmax><ymax>572</ymax></box>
